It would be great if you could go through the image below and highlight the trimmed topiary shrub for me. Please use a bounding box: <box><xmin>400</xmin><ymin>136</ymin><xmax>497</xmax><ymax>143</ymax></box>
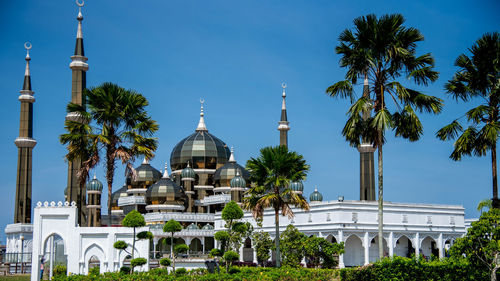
<box><xmin>175</xmin><ymin>267</ymin><xmax>187</xmax><ymax>275</ymax></box>
<box><xmin>119</xmin><ymin>266</ymin><xmax>130</xmax><ymax>274</ymax></box>
<box><xmin>228</xmin><ymin>267</ymin><xmax>241</xmax><ymax>274</ymax></box>
<box><xmin>159</xmin><ymin>257</ymin><xmax>171</xmax><ymax>267</ymax></box>
<box><xmin>130</xmin><ymin>257</ymin><xmax>147</xmax><ymax>268</ymax></box>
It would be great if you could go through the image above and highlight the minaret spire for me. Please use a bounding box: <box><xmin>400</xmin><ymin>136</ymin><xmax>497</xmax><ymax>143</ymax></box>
<box><xmin>228</xmin><ymin>146</ymin><xmax>236</xmax><ymax>163</ymax></box>
<box><xmin>278</xmin><ymin>83</ymin><xmax>290</xmax><ymax>146</ymax></box>
<box><xmin>66</xmin><ymin>0</ymin><xmax>89</xmax><ymax>226</ymax></box>
<box><xmin>196</xmin><ymin>98</ymin><xmax>208</xmax><ymax>132</ymax></box>
<box><xmin>14</xmin><ymin>42</ymin><xmax>37</xmax><ymax>224</ymax></box>
<box><xmin>358</xmin><ymin>73</ymin><xmax>376</xmax><ymax>201</ymax></box>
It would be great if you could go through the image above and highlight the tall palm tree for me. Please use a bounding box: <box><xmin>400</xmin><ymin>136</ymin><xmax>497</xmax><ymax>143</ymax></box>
<box><xmin>68</xmin><ymin>82</ymin><xmax>159</xmax><ymax>226</ymax></box>
<box><xmin>326</xmin><ymin>14</ymin><xmax>442</xmax><ymax>259</ymax></box>
<box><xmin>437</xmin><ymin>32</ymin><xmax>500</xmax><ymax>208</ymax></box>
<box><xmin>243</xmin><ymin>146</ymin><xmax>310</xmax><ymax>267</ymax></box>
<box><xmin>60</xmin><ymin>116</ymin><xmax>100</xmax><ymax>225</ymax></box>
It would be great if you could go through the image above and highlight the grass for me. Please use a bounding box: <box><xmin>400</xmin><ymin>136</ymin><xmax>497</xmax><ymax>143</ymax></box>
<box><xmin>0</xmin><ymin>275</ymin><xmax>30</xmax><ymax>281</ymax></box>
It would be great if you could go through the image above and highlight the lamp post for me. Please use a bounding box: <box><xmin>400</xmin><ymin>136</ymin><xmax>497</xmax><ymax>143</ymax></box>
<box><xmin>20</xmin><ymin>235</ymin><xmax>24</xmax><ymax>273</ymax></box>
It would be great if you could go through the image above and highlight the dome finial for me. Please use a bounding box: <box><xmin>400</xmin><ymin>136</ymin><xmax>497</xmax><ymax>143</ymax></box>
<box><xmin>282</xmin><ymin>82</ymin><xmax>287</xmax><ymax>98</ymax></box>
<box><xmin>93</xmin><ymin>173</ymin><xmax>97</xmax><ymax>180</ymax></box>
<box><xmin>314</xmin><ymin>185</ymin><xmax>318</xmax><ymax>192</ymax></box>
<box><xmin>163</xmin><ymin>162</ymin><xmax>170</xmax><ymax>178</ymax></box>
<box><xmin>196</xmin><ymin>98</ymin><xmax>208</xmax><ymax>132</ymax></box>
<box><xmin>142</xmin><ymin>157</ymin><xmax>148</xmax><ymax>164</ymax></box>
<box><xmin>229</xmin><ymin>146</ymin><xmax>235</xmax><ymax>162</ymax></box>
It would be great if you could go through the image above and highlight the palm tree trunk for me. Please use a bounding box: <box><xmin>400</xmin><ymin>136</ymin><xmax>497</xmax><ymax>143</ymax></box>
<box><xmin>275</xmin><ymin>208</ymin><xmax>281</xmax><ymax>267</ymax></box>
<box><xmin>106</xmin><ymin>146</ymin><xmax>114</xmax><ymax>227</ymax></box>
<box><xmin>378</xmin><ymin>136</ymin><xmax>384</xmax><ymax>260</ymax></box>
<box><xmin>492</xmin><ymin>144</ymin><xmax>499</xmax><ymax>209</ymax></box>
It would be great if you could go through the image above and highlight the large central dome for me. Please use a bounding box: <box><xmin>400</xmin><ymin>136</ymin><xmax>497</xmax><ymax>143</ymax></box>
<box><xmin>170</xmin><ymin>103</ymin><xmax>231</xmax><ymax>172</ymax></box>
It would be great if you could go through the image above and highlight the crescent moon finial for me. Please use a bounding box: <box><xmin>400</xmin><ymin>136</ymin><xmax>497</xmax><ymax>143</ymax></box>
<box><xmin>282</xmin><ymin>82</ymin><xmax>287</xmax><ymax>89</ymax></box>
<box><xmin>24</xmin><ymin>42</ymin><xmax>32</xmax><ymax>51</ymax></box>
<box><xmin>200</xmin><ymin>98</ymin><xmax>205</xmax><ymax>105</ymax></box>
<box><xmin>76</xmin><ymin>0</ymin><xmax>84</xmax><ymax>7</ymax></box>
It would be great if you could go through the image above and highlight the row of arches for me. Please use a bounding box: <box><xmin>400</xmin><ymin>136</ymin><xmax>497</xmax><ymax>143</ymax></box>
<box><xmin>151</xmin><ymin>237</ymin><xmax>215</xmax><ymax>258</ymax></box>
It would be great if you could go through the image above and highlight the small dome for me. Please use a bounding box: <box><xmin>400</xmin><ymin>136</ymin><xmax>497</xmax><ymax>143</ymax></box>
<box><xmin>134</xmin><ymin>159</ymin><xmax>162</xmax><ymax>184</ymax></box>
<box><xmin>202</xmin><ymin>224</ymin><xmax>214</xmax><ymax>230</ymax></box>
<box><xmin>146</xmin><ymin>164</ymin><xmax>186</xmax><ymax>206</ymax></box>
<box><xmin>214</xmin><ymin>148</ymin><xmax>250</xmax><ymax>187</ymax></box>
<box><xmin>181</xmin><ymin>162</ymin><xmax>196</xmax><ymax>181</ymax></box>
<box><xmin>86</xmin><ymin>175</ymin><xmax>103</xmax><ymax>191</ymax></box>
<box><xmin>290</xmin><ymin>181</ymin><xmax>304</xmax><ymax>193</ymax></box>
<box><xmin>186</xmin><ymin>223</ymin><xmax>199</xmax><ymax>230</ymax></box>
<box><xmin>111</xmin><ymin>184</ymin><xmax>128</xmax><ymax>208</ymax></box>
<box><xmin>230</xmin><ymin>170</ymin><xmax>246</xmax><ymax>189</ymax></box>
<box><xmin>309</xmin><ymin>186</ymin><xmax>323</xmax><ymax>202</ymax></box>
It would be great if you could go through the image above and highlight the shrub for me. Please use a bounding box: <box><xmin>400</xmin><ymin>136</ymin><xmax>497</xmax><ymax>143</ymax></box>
<box><xmin>175</xmin><ymin>267</ymin><xmax>187</xmax><ymax>275</ymax></box>
<box><xmin>228</xmin><ymin>267</ymin><xmax>241</xmax><ymax>274</ymax></box>
<box><xmin>53</xmin><ymin>264</ymin><xmax>67</xmax><ymax>276</ymax></box>
<box><xmin>119</xmin><ymin>266</ymin><xmax>130</xmax><ymax>274</ymax></box>
<box><xmin>210</xmin><ymin>248</ymin><xmax>223</xmax><ymax>257</ymax></box>
<box><xmin>113</xmin><ymin>240</ymin><xmax>128</xmax><ymax>250</ymax></box>
<box><xmin>88</xmin><ymin>266</ymin><xmax>99</xmax><ymax>276</ymax></box>
<box><xmin>159</xmin><ymin>257</ymin><xmax>171</xmax><ymax>267</ymax></box>
<box><xmin>223</xmin><ymin>251</ymin><xmax>239</xmax><ymax>263</ymax></box>
<box><xmin>130</xmin><ymin>257</ymin><xmax>147</xmax><ymax>268</ymax></box>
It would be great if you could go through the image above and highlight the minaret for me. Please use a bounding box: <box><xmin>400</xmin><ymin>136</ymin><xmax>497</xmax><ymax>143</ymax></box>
<box><xmin>357</xmin><ymin>75</ymin><xmax>376</xmax><ymax>201</ymax></box>
<box><xmin>66</xmin><ymin>0</ymin><xmax>89</xmax><ymax>225</ymax></box>
<box><xmin>13</xmin><ymin>42</ymin><xmax>37</xmax><ymax>224</ymax></box>
<box><xmin>278</xmin><ymin>83</ymin><xmax>290</xmax><ymax>146</ymax></box>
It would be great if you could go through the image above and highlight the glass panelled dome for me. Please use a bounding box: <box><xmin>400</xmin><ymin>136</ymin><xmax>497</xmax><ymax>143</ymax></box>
<box><xmin>170</xmin><ymin>131</ymin><xmax>230</xmax><ymax>171</ymax></box>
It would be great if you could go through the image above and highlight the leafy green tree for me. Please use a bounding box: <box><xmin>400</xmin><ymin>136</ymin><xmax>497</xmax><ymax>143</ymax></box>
<box><xmin>479</xmin><ymin>199</ymin><xmax>493</xmax><ymax>214</ymax></box>
<box><xmin>437</xmin><ymin>32</ymin><xmax>500</xmax><ymax>208</ymax></box>
<box><xmin>163</xmin><ymin>219</ymin><xmax>182</xmax><ymax>269</ymax></box>
<box><xmin>252</xmin><ymin>230</ymin><xmax>273</xmax><ymax>266</ymax></box>
<box><xmin>173</xmin><ymin>244</ymin><xmax>189</xmax><ymax>271</ymax></box>
<box><xmin>449</xmin><ymin>208</ymin><xmax>500</xmax><ymax>281</ymax></box>
<box><xmin>59</xmin><ymin>112</ymin><xmax>99</xmax><ymax>225</ymax></box>
<box><xmin>303</xmin><ymin>236</ymin><xmax>345</xmax><ymax>269</ymax></box>
<box><xmin>279</xmin><ymin>225</ymin><xmax>306</xmax><ymax>267</ymax></box>
<box><xmin>326</xmin><ymin>14</ymin><xmax>441</xmax><ymax>258</ymax></box>
<box><xmin>214</xmin><ymin>231</ymin><xmax>230</xmax><ymax>252</ymax></box>
<box><xmin>244</xmin><ymin>146</ymin><xmax>310</xmax><ymax>267</ymax></box>
<box><xmin>130</xmin><ymin>257</ymin><xmax>147</xmax><ymax>268</ymax></box>
<box><xmin>223</xmin><ymin>251</ymin><xmax>240</xmax><ymax>271</ymax></box>
<box><xmin>220</xmin><ymin>201</ymin><xmax>247</xmax><ymax>252</ymax></box>
<box><xmin>69</xmin><ymin>82</ymin><xmax>159</xmax><ymax>226</ymax></box>
<box><xmin>113</xmin><ymin>211</ymin><xmax>150</xmax><ymax>273</ymax></box>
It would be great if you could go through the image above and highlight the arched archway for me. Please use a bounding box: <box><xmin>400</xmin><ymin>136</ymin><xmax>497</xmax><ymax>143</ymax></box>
<box><xmin>369</xmin><ymin>235</ymin><xmax>388</xmax><ymax>262</ymax></box>
<box><xmin>326</xmin><ymin>234</ymin><xmax>337</xmax><ymax>244</ymax></box>
<box><xmin>42</xmin><ymin>233</ymin><xmax>67</xmax><ymax>280</ymax></box>
<box><xmin>344</xmin><ymin>235</ymin><xmax>363</xmax><ymax>267</ymax></box>
<box><xmin>189</xmin><ymin>238</ymin><xmax>202</xmax><ymax>254</ymax></box>
<box><xmin>243</xmin><ymin>238</ymin><xmax>254</xmax><ymax>263</ymax></box>
<box><xmin>88</xmin><ymin>255</ymin><xmax>100</xmax><ymax>272</ymax></box>
<box><xmin>421</xmin><ymin>236</ymin><xmax>438</xmax><ymax>259</ymax></box>
<box><xmin>83</xmin><ymin>243</ymin><xmax>105</xmax><ymax>274</ymax></box>
<box><xmin>394</xmin><ymin>235</ymin><xmax>414</xmax><ymax>258</ymax></box>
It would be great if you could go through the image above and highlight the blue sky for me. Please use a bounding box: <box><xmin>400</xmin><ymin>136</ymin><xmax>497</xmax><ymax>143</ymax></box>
<box><xmin>0</xmin><ymin>0</ymin><xmax>498</xmax><ymax>243</ymax></box>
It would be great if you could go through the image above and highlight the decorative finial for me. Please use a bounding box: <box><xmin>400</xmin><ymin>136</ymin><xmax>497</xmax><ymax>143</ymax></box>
<box><xmin>24</xmin><ymin>42</ymin><xmax>31</xmax><ymax>60</ymax></box>
<box><xmin>186</xmin><ymin>161</ymin><xmax>191</xmax><ymax>168</ymax></box>
<box><xmin>76</xmin><ymin>0</ymin><xmax>84</xmax><ymax>20</ymax></box>
<box><xmin>142</xmin><ymin>157</ymin><xmax>148</xmax><ymax>164</ymax></box>
<box><xmin>196</xmin><ymin>99</ymin><xmax>208</xmax><ymax>131</ymax></box>
<box><xmin>281</xmin><ymin>82</ymin><xmax>287</xmax><ymax>98</ymax></box>
<box><xmin>314</xmin><ymin>185</ymin><xmax>318</xmax><ymax>192</ymax></box>
<box><xmin>93</xmin><ymin>173</ymin><xmax>97</xmax><ymax>180</ymax></box>
<box><xmin>235</xmin><ymin>168</ymin><xmax>241</xmax><ymax>177</ymax></box>
<box><xmin>229</xmin><ymin>146</ymin><xmax>235</xmax><ymax>162</ymax></box>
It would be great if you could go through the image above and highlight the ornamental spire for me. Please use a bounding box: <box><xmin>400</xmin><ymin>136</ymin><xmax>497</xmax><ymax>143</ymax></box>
<box><xmin>228</xmin><ymin>146</ymin><xmax>235</xmax><ymax>163</ymax></box>
<box><xmin>196</xmin><ymin>98</ymin><xmax>208</xmax><ymax>132</ymax></box>
<box><xmin>74</xmin><ymin>0</ymin><xmax>85</xmax><ymax>56</ymax></box>
<box><xmin>278</xmin><ymin>82</ymin><xmax>290</xmax><ymax>146</ymax></box>
<box><xmin>163</xmin><ymin>162</ymin><xmax>170</xmax><ymax>178</ymax></box>
<box><xmin>22</xmin><ymin>42</ymin><xmax>32</xmax><ymax>91</ymax></box>
<box><xmin>280</xmin><ymin>83</ymin><xmax>287</xmax><ymax>122</ymax></box>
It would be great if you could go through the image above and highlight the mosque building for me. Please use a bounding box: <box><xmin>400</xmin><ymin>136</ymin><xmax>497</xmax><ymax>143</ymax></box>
<box><xmin>6</xmin><ymin>1</ymin><xmax>467</xmax><ymax>273</ymax></box>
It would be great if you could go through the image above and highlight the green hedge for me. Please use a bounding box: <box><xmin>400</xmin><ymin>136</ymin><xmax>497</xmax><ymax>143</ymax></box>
<box><xmin>340</xmin><ymin>256</ymin><xmax>487</xmax><ymax>281</ymax></box>
<box><xmin>53</xmin><ymin>267</ymin><xmax>339</xmax><ymax>281</ymax></box>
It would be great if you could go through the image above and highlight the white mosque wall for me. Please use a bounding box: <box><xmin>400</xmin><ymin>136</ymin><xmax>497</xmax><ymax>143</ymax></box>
<box><xmin>215</xmin><ymin>200</ymin><xmax>466</xmax><ymax>267</ymax></box>
<box><xmin>30</xmin><ymin>201</ymin><xmax>149</xmax><ymax>281</ymax></box>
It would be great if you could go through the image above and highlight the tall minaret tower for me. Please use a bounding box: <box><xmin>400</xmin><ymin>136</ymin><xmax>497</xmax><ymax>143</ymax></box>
<box><xmin>278</xmin><ymin>83</ymin><xmax>290</xmax><ymax>147</ymax></box>
<box><xmin>65</xmin><ymin>0</ymin><xmax>89</xmax><ymax>225</ymax></box>
<box><xmin>357</xmin><ymin>75</ymin><xmax>376</xmax><ymax>200</ymax></box>
<box><xmin>13</xmin><ymin>43</ymin><xmax>37</xmax><ymax>224</ymax></box>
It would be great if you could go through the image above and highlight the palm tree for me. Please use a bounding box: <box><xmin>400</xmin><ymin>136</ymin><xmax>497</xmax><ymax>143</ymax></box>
<box><xmin>60</xmin><ymin>115</ymin><xmax>100</xmax><ymax>225</ymax></box>
<box><xmin>326</xmin><ymin>14</ymin><xmax>442</xmax><ymax>259</ymax></box>
<box><xmin>68</xmin><ymin>82</ymin><xmax>159</xmax><ymax>226</ymax></box>
<box><xmin>243</xmin><ymin>145</ymin><xmax>310</xmax><ymax>267</ymax></box>
<box><xmin>436</xmin><ymin>32</ymin><xmax>500</xmax><ymax>208</ymax></box>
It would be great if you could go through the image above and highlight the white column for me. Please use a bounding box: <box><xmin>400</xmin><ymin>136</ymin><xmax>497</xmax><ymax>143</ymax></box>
<box><xmin>438</xmin><ymin>233</ymin><xmax>444</xmax><ymax>259</ymax></box>
<box><xmin>49</xmin><ymin>236</ymin><xmax>54</xmax><ymax>280</ymax></box>
<box><xmin>363</xmin><ymin>232</ymin><xmax>369</xmax><ymax>265</ymax></box>
<box><xmin>153</xmin><ymin>238</ymin><xmax>158</xmax><ymax>259</ymax></box>
<box><xmin>388</xmin><ymin>232</ymin><xmax>394</xmax><ymax>257</ymax></box>
<box><xmin>201</xmin><ymin>238</ymin><xmax>205</xmax><ymax>254</ymax></box>
<box><xmin>252</xmin><ymin>240</ymin><xmax>257</xmax><ymax>264</ymax></box>
<box><xmin>239</xmin><ymin>244</ymin><xmax>243</xmax><ymax>261</ymax></box>
<box><xmin>414</xmin><ymin>233</ymin><xmax>420</xmax><ymax>259</ymax></box>
<box><xmin>338</xmin><ymin>230</ymin><xmax>345</xmax><ymax>268</ymax></box>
